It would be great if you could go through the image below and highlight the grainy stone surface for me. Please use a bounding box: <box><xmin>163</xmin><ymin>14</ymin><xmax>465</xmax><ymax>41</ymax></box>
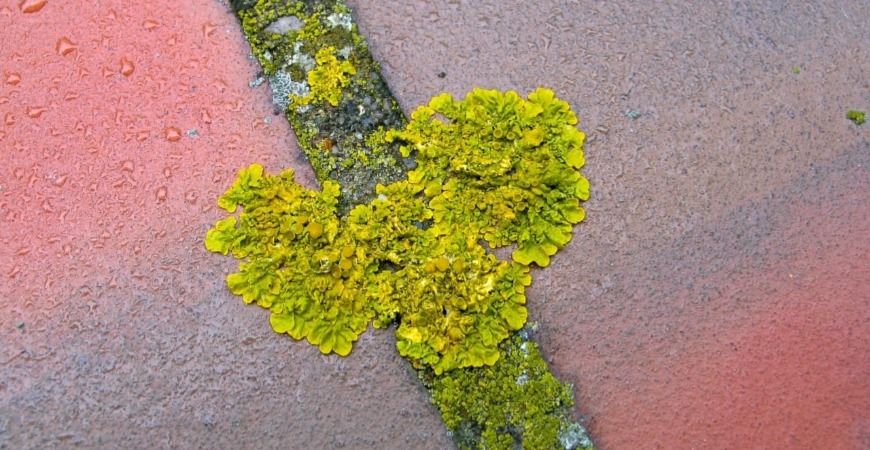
<box><xmin>0</xmin><ymin>0</ymin><xmax>867</xmax><ymax>449</ymax></box>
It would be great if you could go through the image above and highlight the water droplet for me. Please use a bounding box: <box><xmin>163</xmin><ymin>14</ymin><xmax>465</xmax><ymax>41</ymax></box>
<box><xmin>62</xmin><ymin>243</ymin><xmax>72</xmax><ymax>255</ymax></box>
<box><xmin>120</xmin><ymin>160</ymin><xmax>134</xmax><ymax>172</ymax></box>
<box><xmin>55</xmin><ymin>37</ymin><xmax>77</xmax><ymax>56</ymax></box>
<box><xmin>142</xmin><ymin>19</ymin><xmax>159</xmax><ymax>31</ymax></box>
<box><xmin>164</xmin><ymin>127</ymin><xmax>181</xmax><ymax>142</ymax></box>
<box><xmin>26</xmin><ymin>106</ymin><xmax>45</xmax><ymax>118</ymax></box>
<box><xmin>5</xmin><ymin>72</ymin><xmax>20</xmax><ymax>85</ymax></box>
<box><xmin>4</xmin><ymin>113</ymin><xmax>14</xmax><ymax>126</ymax></box>
<box><xmin>52</xmin><ymin>174</ymin><xmax>68</xmax><ymax>187</ymax></box>
<box><xmin>202</xmin><ymin>22</ymin><xmax>217</xmax><ymax>36</ymax></box>
<box><xmin>155</xmin><ymin>186</ymin><xmax>168</xmax><ymax>202</ymax></box>
<box><xmin>136</xmin><ymin>131</ymin><xmax>149</xmax><ymax>142</ymax></box>
<box><xmin>119</xmin><ymin>57</ymin><xmax>134</xmax><ymax>77</ymax></box>
<box><xmin>163</xmin><ymin>166</ymin><xmax>172</xmax><ymax>178</ymax></box>
<box><xmin>100</xmin><ymin>66</ymin><xmax>114</xmax><ymax>78</ymax></box>
<box><xmin>7</xmin><ymin>266</ymin><xmax>20</xmax><ymax>278</ymax></box>
<box><xmin>19</xmin><ymin>0</ymin><xmax>47</xmax><ymax>14</ymax></box>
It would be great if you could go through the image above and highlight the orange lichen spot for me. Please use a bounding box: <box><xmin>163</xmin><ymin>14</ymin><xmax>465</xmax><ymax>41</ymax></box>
<box><xmin>339</xmin><ymin>258</ymin><xmax>353</xmax><ymax>271</ymax></box>
<box><xmin>165</xmin><ymin>127</ymin><xmax>181</xmax><ymax>142</ymax></box>
<box><xmin>307</xmin><ymin>221</ymin><xmax>323</xmax><ymax>239</ymax></box>
<box><xmin>434</xmin><ymin>257</ymin><xmax>450</xmax><ymax>272</ymax></box>
<box><xmin>26</xmin><ymin>106</ymin><xmax>45</xmax><ymax>118</ymax></box>
<box><xmin>5</xmin><ymin>72</ymin><xmax>21</xmax><ymax>86</ymax></box>
<box><xmin>55</xmin><ymin>37</ymin><xmax>76</xmax><ymax>56</ymax></box>
<box><xmin>119</xmin><ymin>57</ymin><xmax>135</xmax><ymax>77</ymax></box>
<box><xmin>19</xmin><ymin>0</ymin><xmax>47</xmax><ymax>14</ymax></box>
<box><xmin>341</xmin><ymin>245</ymin><xmax>355</xmax><ymax>258</ymax></box>
<box><xmin>424</xmin><ymin>261</ymin><xmax>437</xmax><ymax>273</ymax></box>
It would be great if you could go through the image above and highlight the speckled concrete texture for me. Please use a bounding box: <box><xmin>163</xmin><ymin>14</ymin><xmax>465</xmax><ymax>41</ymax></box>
<box><xmin>1</xmin><ymin>0</ymin><xmax>867</xmax><ymax>449</ymax></box>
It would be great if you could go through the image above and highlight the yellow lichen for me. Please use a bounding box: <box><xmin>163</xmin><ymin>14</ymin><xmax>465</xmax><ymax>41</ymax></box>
<box><xmin>290</xmin><ymin>45</ymin><xmax>356</xmax><ymax>107</ymax></box>
<box><xmin>206</xmin><ymin>88</ymin><xmax>589</xmax><ymax>373</ymax></box>
<box><xmin>387</xmin><ymin>88</ymin><xmax>589</xmax><ymax>268</ymax></box>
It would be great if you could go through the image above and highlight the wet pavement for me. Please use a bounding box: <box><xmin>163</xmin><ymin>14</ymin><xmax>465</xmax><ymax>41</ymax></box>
<box><xmin>1</xmin><ymin>0</ymin><xmax>868</xmax><ymax>448</ymax></box>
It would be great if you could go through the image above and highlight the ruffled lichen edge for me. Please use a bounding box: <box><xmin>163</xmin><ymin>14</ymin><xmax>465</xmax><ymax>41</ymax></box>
<box><xmin>223</xmin><ymin>1</ymin><xmax>595</xmax><ymax>448</ymax></box>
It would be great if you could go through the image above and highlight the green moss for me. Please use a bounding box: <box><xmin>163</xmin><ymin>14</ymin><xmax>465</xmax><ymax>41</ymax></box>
<box><xmin>847</xmin><ymin>109</ymin><xmax>866</xmax><ymax>125</ymax></box>
<box><xmin>424</xmin><ymin>332</ymin><xmax>594</xmax><ymax>450</ymax></box>
<box><xmin>236</xmin><ymin>0</ymin><xmax>305</xmax><ymax>75</ymax></box>
<box><xmin>234</xmin><ymin>0</ymin><xmax>408</xmax><ymax>212</ymax></box>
